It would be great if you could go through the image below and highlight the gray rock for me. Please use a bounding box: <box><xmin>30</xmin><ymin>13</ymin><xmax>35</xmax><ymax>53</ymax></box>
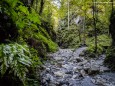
<box><xmin>84</xmin><ymin>62</ymin><xmax>91</xmax><ymax>71</ymax></box>
<box><xmin>73</xmin><ymin>67</ymin><xmax>79</xmax><ymax>73</ymax></box>
<box><xmin>58</xmin><ymin>78</ymin><xmax>69</xmax><ymax>85</ymax></box>
<box><xmin>49</xmin><ymin>83</ymin><xmax>57</xmax><ymax>86</ymax></box>
<box><xmin>95</xmin><ymin>77</ymin><xmax>106</xmax><ymax>85</ymax></box>
<box><xmin>72</xmin><ymin>74</ymin><xmax>79</xmax><ymax>79</ymax></box>
<box><xmin>81</xmin><ymin>76</ymin><xmax>96</xmax><ymax>86</ymax></box>
<box><xmin>74</xmin><ymin>56</ymin><xmax>84</xmax><ymax>62</ymax></box>
<box><xmin>68</xmin><ymin>79</ymin><xmax>78</xmax><ymax>86</ymax></box>
<box><xmin>54</xmin><ymin>71</ymin><xmax>65</xmax><ymax>77</ymax></box>
<box><xmin>54</xmin><ymin>57</ymin><xmax>63</xmax><ymax>61</ymax></box>
<box><xmin>105</xmin><ymin>83</ymin><xmax>115</xmax><ymax>86</ymax></box>
<box><xmin>78</xmin><ymin>60</ymin><xmax>88</xmax><ymax>66</ymax></box>
<box><xmin>62</xmin><ymin>84</ymin><xmax>68</xmax><ymax>86</ymax></box>
<box><xmin>80</xmin><ymin>70</ymin><xmax>86</xmax><ymax>77</ymax></box>
<box><xmin>64</xmin><ymin>74</ymin><xmax>72</xmax><ymax>79</ymax></box>
<box><xmin>69</xmin><ymin>56</ymin><xmax>83</xmax><ymax>62</ymax></box>
<box><xmin>100</xmin><ymin>66</ymin><xmax>110</xmax><ymax>72</ymax></box>
<box><xmin>40</xmin><ymin>47</ymin><xmax>115</xmax><ymax>86</ymax></box>
<box><xmin>46</xmin><ymin>68</ymin><xmax>50</xmax><ymax>72</ymax></box>
<box><xmin>62</xmin><ymin>64</ymin><xmax>70</xmax><ymax>69</ymax></box>
<box><xmin>91</xmin><ymin>78</ymin><xmax>96</xmax><ymax>84</ymax></box>
<box><xmin>45</xmin><ymin>74</ymin><xmax>54</xmax><ymax>81</ymax></box>
<box><xmin>65</xmin><ymin>70</ymin><xmax>73</xmax><ymax>74</ymax></box>
<box><xmin>73</xmin><ymin>47</ymin><xmax>87</xmax><ymax>57</ymax></box>
<box><xmin>76</xmin><ymin>65</ymin><xmax>83</xmax><ymax>71</ymax></box>
<box><xmin>88</xmin><ymin>64</ymin><xmax>100</xmax><ymax>74</ymax></box>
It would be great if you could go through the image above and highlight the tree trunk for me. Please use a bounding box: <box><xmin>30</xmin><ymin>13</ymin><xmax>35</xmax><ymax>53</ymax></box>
<box><xmin>78</xmin><ymin>29</ymin><xmax>81</xmax><ymax>42</ymax></box>
<box><xmin>109</xmin><ymin>0</ymin><xmax>115</xmax><ymax>46</ymax></box>
<box><xmin>39</xmin><ymin>0</ymin><xmax>45</xmax><ymax>15</ymax></box>
<box><xmin>92</xmin><ymin>0</ymin><xmax>97</xmax><ymax>53</ymax></box>
<box><xmin>68</xmin><ymin>0</ymin><xmax>70</xmax><ymax>29</ymax></box>
<box><xmin>83</xmin><ymin>15</ymin><xmax>86</xmax><ymax>45</ymax></box>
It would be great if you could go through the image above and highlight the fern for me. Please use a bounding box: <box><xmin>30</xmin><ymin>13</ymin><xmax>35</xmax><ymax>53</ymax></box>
<box><xmin>0</xmin><ymin>43</ymin><xmax>35</xmax><ymax>85</ymax></box>
<box><xmin>5</xmin><ymin>0</ymin><xmax>19</xmax><ymax>8</ymax></box>
<box><xmin>34</xmin><ymin>33</ymin><xmax>58</xmax><ymax>52</ymax></box>
<box><xmin>17</xmin><ymin>5</ymin><xmax>29</xmax><ymax>15</ymax></box>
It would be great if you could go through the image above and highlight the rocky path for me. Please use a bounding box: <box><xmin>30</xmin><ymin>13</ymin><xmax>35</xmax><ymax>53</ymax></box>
<box><xmin>40</xmin><ymin>47</ymin><xmax>115</xmax><ymax>86</ymax></box>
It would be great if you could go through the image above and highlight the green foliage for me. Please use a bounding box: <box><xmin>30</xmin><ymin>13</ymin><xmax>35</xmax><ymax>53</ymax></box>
<box><xmin>29</xmin><ymin>47</ymin><xmax>42</xmax><ymax>66</ymax></box>
<box><xmin>34</xmin><ymin>33</ymin><xmax>58</xmax><ymax>52</ymax></box>
<box><xmin>57</xmin><ymin>28</ymin><xmax>81</xmax><ymax>48</ymax></box>
<box><xmin>0</xmin><ymin>0</ymin><xmax>41</xmax><ymax>29</ymax></box>
<box><xmin>98</xmin><ymin>35</ymin><xmax>111</xmax><ymax>46</ymax></box>
<box><xmin>0</xmin><ymin>0</ymin><xmax>58</xmax><ymax>53</ymax></box>
<box><xmin>0</xmin><ymin>43</ymin><xmax>40</xmax><ymax>85</ymax></box>
<box><xmin>15</xmin><ymin>7</ymin><xmax>41</xmax><ymax>29</ymax></box>
<box><xmin>0</xmin><ymin>0</ymin><xmax>58</xmax><ymax>85</ymax></box>
<box><xmin>87</xmin><ymin>44</ymin><xmax>103</xmax><ymax>55</ymax></box>
<box><xmin>85</xmin><ymin>34</ymin><xmax>111</xmax><ymax>57</ymax></box>
<box><xmin>86</xmin><ymin>34</ymin><xmax>111</xmax><ymax>47</ymax></box>
<box><xmin>104</xmin><ymin>47</ymin><xmax>115</xmax><ymax>70</ymax></box>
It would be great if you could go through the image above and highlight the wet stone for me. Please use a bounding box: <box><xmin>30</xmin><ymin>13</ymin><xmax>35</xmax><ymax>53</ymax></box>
<box><xmin>40</xmin><ymin>47</ymin><xmax>115</xmax><ymax>86</ymax></box>
<box><xmin>100</xmin><ymin>66</ymin><xmax>110</xmax><ymax>72</ymax></box>
<box><xmin>54</xmin><ymin>71</ymin><xmax>65</xmax><ymax>77</ymax></box>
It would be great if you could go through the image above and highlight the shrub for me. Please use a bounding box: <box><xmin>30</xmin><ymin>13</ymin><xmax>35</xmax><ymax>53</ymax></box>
<box><xmin>104</xmin><ymin>47</ymin><xmax>115</xmax><ymax>70</ymax></box>
<box><xmin>0</xmin><ymin>43</ymin><xmax>40</xmax><ymax>85</ymax></box>
<box><xmin>56</xmin><ymin>29</ymin><xmax>81</xmax><ymax>48</ymax></box>
<box><xmin>85</xmin><ymin>44</ymin><xmax>103</xmax><ymax>57</ymax></box>
<box><xmin>34</xmin><ymin>33</ymin><xmax>58</xmax><ymax>52</ymax></box>
<box><xmin>86</xmin><ymin>34</ymin><xmax>111</xmax><ymax>47</ymax></box>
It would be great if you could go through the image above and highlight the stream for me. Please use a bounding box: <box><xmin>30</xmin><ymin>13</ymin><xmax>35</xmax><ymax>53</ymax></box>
<box><xmin>40</xmin><ymin>47</ymin><xmax>115</xmax><ymax>86</ymax></box>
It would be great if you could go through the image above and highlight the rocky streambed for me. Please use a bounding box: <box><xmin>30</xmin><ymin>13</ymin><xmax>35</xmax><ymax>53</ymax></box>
<box><xmin>40</xmin><ymin>47</ymin><xmax>115</xmax><ymax>86</ymax></box>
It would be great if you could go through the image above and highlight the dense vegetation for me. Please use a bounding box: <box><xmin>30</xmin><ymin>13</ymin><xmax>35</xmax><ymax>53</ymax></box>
<box><xmin>0</xmin><ymin>0</ymin><xmax>58</xmax><ymax>85</ymax></box>
<box><xmin>0</xmin><ymin>0</ymin><xmax>115</xmax><ymax>85</ymax></box>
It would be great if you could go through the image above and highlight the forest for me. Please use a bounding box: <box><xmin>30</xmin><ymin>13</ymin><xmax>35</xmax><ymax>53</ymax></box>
<box><xmin>0</xmin><ymin>0</ymin><xmax>115</xmax><ymax>86</ymax></box>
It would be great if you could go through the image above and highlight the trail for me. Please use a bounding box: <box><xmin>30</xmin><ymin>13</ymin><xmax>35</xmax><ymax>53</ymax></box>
<box><xmin>40</xmin><ymin>47</ymin><xmax>115</xmax><ymax>86</ymax></box>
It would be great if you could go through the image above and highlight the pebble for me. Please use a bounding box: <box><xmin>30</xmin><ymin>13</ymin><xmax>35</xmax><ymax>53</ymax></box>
<box><xmin>40</xmin><ymin>47</ymin><xmax>115</xmax><ymax>86</ymax></box>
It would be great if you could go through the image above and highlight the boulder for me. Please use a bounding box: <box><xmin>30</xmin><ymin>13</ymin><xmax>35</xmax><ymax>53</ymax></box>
<box><xmin>94</xmin><ymin>76</ymin><xmax>106</xmax><ymax>85</ymax></box>
<box><xmin>54</xmin><ymin>57</ymin><xmax>63</xmax><ymax>61</ymax></box>
<box><xmin>80</xmin><ymin>69</ymin><xmax>86</xmax><ymax>77</ymax></box>
<box><xmin>72</xmin><ymin>74</ymin><xmax>80</xmax><ymax>79</ymax></box>
<box><xmin>83</xmin><ymin>62</ymin><xmax>91</xmax><ymax>73</ymax></box>
<box><xmin>78</xmin><ymin>60</ymin><xmax>88</xmax><ymax>66</ymax></box>
<box><xmin>88</xmin><ymin>64</ymin><xmax>100</xmax><ymax>75</ymax></box>
<box><xmin>62</xmin><ymin>64</ymin><xmax>70</xmax><ymax>69</ymax></box>
<box><xmin>54</xmin><ymin>71</ymin><xmax>65</xmax><ymax>77</ymax></box>
<box><xmin>100</xmin><ymin>66</ymin><xmax>110</xmax><ymax>72</ymax></box>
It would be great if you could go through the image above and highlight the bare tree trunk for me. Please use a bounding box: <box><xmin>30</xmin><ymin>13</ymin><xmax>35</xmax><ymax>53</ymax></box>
<box><xmin>111</xmin><ymin>0</ymin><xmax>113</xmax><ymax>14</ymax></box>
<box><xmin>39</xmin><ymin>0</ymin><xmax>45</xmax><ymax>15</ymax></box>
<box><xmin>78</xmin><ymin>28</ymin><xmax>81</xmax><ymax>42</ymax></box>
<box><xmin>92</xmin><ymin>0</ymin><xmax>97</xmax><ymax>53</ymax></box>
<box><xmin>109</xmin><ymin>0</ymin><xmax>115</xmax><ymax>46</ymax></box>
<box><xmin>83</xmin><ymin>15</ymin><xmax>86</xmax><ymax>45</ymax></box>
<box><xmin>68</xmin><ymin>0</ymin><xmax>70</xmax><ymax>29</ymax></box>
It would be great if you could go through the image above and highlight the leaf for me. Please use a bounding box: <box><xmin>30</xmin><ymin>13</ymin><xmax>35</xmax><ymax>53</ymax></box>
<box><xmin>18</xmin><ymin>5</ymin><xmax>29</xmax><ymax>15</ymax></box>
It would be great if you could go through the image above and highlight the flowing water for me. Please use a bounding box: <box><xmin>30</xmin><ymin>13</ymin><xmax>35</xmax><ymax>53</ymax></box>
<box><xmin>40</xmin><ymin>47</ymin><xmax>115</xmax><ymax>86</ymax></box>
